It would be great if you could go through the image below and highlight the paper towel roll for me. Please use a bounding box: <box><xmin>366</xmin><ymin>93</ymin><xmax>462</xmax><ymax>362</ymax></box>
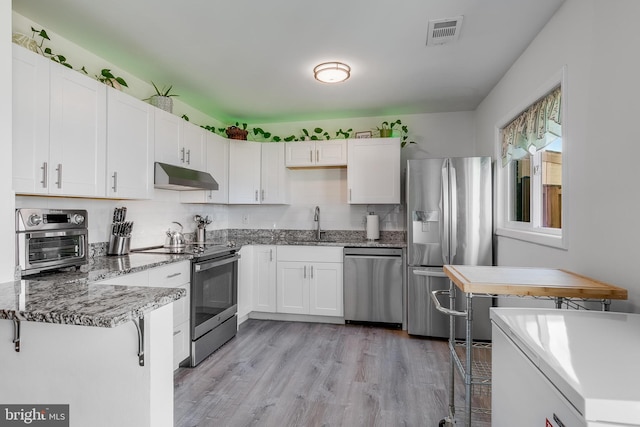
<box><xmin>366</xmin><ymin>214</ymin><xmax>379</xmax><ymax>240</ymax></box>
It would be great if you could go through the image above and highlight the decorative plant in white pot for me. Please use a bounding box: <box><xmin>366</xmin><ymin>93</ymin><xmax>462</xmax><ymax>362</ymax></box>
<box><xmin>148</xmin><ymin>82</ymin><xmax>178</xmax><ymax>113</ymax></box>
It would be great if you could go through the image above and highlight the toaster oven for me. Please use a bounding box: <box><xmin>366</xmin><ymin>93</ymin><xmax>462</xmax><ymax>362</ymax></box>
<box><xmin>16</xmin><ymin>208</ymin><xmax>88</xmax><ymax>276</ymax></box>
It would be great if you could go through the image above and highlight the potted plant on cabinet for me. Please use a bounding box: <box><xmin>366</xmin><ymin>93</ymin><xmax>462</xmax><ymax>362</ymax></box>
<box><xmin>148</xmin><ymin>82</ymin><xmax>178</xmax><ymax>113</ymax></box>
<box><xmin>377</xmin><ymin>119</ymin><xmax>415</xmax><ymax>147</ymax></box>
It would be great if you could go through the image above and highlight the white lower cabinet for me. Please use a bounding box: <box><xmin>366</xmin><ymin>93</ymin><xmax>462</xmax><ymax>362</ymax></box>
<box><xmin>275</xmin><ymin>246</ymin><xmax>343</xmax><ymax>317</ymax></box>
<box><xmin>252</xmin><ymin>245</ymin><xmax>277</xmax><ymax>313</ymax></box>
<box><xmin>94</xmin><ymin>261</ymin><xmax>191</xmax><ymax>370</ymax></box>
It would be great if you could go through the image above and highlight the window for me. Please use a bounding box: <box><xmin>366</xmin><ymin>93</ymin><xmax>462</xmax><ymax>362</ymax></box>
<box><xmin>497</xmin><ymin>75</ymin><xmax>565</xmax><ymax>248</ymax></box>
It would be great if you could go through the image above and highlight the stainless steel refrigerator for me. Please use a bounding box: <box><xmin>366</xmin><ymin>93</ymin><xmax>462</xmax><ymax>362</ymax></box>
<box><xmin>406</xmin><ymin>157</ymin><xmax>493</xmax><ymax>340</ymax></box>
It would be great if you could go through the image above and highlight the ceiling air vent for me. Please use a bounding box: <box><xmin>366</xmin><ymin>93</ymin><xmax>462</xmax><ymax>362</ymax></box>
<box><xmin>426</xmin><ymin>16</ymin><xmax>464</xmax><ymax>46</ymax></box>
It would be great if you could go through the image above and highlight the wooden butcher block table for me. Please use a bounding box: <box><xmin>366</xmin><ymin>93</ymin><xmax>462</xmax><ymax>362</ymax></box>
<box><xmin>436</xmin><ymin>265</ymin><xmax>628</xmax><ymax>427</ymax></box>
<box><xmin>444</xmin><ymin>265</ymin><xmax>628</xmax><ymax>306</ymax></box>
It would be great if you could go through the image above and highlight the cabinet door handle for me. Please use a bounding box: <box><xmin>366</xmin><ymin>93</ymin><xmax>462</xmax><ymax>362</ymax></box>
<box><xmin>255</xmin><ymin>190</ymin><xmax>259</xmax><ymax>202</ymax></box>
<box><xmin>166</xmin><ymin>272</ymin><xmax>182</xmax><ymax>279</ymax></box>
<box><xmin>303</xmin><ymin>265</ymin><xmax>307</xmax><ymax>279</ymax></box>
<box><xmin>261</xmin><ymin>189</ymin><xmax>265</xmax><ymax>201</ymax></box>
<box><xmin>316</xmin><ymin>150</ymin><xmax>319</xmax><ymax>162</ymax></box>
<box><xmin>208</xmin><ymin>191</ymin><xmax>212</xmax><ymax>200</ymax></box>
<box><xmin>112</xmin><ymin>171</ymin><xmax>118</xmax><ymax>192</ymax></box>
<box><xmin>269</xmin><ymin>249</ymin><xmax>273</xmax><ymax>262</ymax></box>
<box><xmin>309</xmin><ymin>150</ymin><xmax>313</xmax><ymax>163</ymax></box>
<box><xmin>186</xmin><ymin>149</ymin><xmax>191</xmax><ymax>164</ymax></box>
<box><xmin>349</xmin><ymin>188</ymin><xmax>352</xmax><ymax>202</ymax></box>
<box><xmin>180</xmin><ymin>147</ymin><xmax>185</xmax><ymax>163</ymax></box>
<box><xmin>310</xmin><ymin>265</ymin><xmax>314</xmax><ymax>278</ymax></box>
<box><xmin>55</xmin><ymin>164</ymin><xmax>62</xmax><ymax>189</ymax></box>
<box><xmin>40</xmin><ymin>162</ymin><xmax>48</xmax><ymax>188</ymax></box>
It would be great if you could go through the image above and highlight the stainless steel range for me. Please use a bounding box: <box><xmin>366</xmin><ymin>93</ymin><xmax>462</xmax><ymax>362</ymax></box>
<box><xmin>132</xmin><ymin>243</ymin><xmax>240</xmax><ymax>367</ymax></box>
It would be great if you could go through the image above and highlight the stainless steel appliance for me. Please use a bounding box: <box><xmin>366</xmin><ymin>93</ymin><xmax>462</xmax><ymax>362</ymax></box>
<box><xmin>132</xmin><ymin>243</ymin><xmax>239</xmax><ymax>367</ymax></box>
<box><xmin>15</xmin><ymin>208</ymin><xmax>88</xmax><ymax>276</ymax></box>
<box><xmin>406</xmin><ymin>157</ymin><xmax>493</xmax><ymax>340</ymax></box>
<box><xmin>343</xmin><ymin>247</ymin><xmax>404</xmax><ymax>327</ymax></box>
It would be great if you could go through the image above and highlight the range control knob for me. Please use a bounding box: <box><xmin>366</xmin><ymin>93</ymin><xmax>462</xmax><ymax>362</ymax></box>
<box><xmin>28</xmin><ymin>214</ymin><xmax>42</xmax><ymax>226</ymax></box>
<box><xmin>71</xmin><ymin>213</ymin><xmax>85</xmax><ymax>225</ymax></box>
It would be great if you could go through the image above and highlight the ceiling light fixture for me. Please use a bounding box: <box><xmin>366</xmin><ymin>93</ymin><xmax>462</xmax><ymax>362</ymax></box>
<box><xmin>313</xmin><ymin>62</ymin><xmax>351</xmax><ymax>83</ymax></box>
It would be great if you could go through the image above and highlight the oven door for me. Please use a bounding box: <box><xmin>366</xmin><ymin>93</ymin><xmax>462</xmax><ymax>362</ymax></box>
<box><xmin>192</xmin><ymin>253</ymin><xmax>239</xmax><ymax>340</ymax></box>
<box><xmin>17</xmin><ymin>229</ymin><xmax>88</xmax><ymax>275</ymax></box>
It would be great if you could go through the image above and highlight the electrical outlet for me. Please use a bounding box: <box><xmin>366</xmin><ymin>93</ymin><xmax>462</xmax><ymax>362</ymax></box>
<box><xmin>242</xmin><ymin>214</ymin><xmax>249</xmax><ymax>225</ymax></box>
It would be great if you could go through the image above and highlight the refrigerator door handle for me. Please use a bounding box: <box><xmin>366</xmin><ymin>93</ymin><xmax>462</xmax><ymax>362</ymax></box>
<box><xmin>449</xmin><ymin>162</ymin><xmax>458</xmax><ymax>262</ymax></box>
<box><xmin>412</xmin><ymin>269</ymin><xmax>447</xmax><ymax>278</ymax></box>
<box><xmin>441</xmin><ymin>160</ymin><xmax>450</xmax><ymax>264</ymax></box>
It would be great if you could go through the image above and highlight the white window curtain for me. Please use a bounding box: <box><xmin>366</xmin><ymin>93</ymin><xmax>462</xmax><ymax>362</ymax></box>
<box><xmin>501</xmin><ymin>86</ymin><xmax>562</xmax><ymax>166</ymax></box>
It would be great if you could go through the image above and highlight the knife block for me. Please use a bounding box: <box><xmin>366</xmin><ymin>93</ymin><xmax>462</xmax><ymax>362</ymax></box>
<box><xmin>108</xmin><ymin>235</ymin><xmax>131</xmax><ymax>256</ymax></box>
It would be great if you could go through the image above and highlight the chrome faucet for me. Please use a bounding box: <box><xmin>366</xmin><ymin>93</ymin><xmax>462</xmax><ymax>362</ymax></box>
<box><xmin>314</xmin><ymin>206</ymin><xmax>322</xmax><ymax>240</ymax></box>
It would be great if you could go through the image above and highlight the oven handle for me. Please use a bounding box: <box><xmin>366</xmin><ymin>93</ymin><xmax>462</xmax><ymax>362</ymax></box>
<box><xmin>21</xmin><ymin>229</ymin><xmax>87</xmax><ymax>239</ymax></box>
<box><xmin>194</xmin><ymin>253</ymin><xmax>240</xmax><ymax>272</ymax></box>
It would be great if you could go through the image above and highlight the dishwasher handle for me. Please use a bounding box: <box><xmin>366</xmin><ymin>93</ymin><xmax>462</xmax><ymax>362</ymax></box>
<box><xmin>344</xmin><ymin>255</ymin><xmax>402</xmax><ymax>261</ymax></box>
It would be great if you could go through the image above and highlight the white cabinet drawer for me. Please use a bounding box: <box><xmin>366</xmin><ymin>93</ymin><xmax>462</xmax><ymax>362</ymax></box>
<box><xmin>277</xmin><ymin>245</ymin><xmax>343</xmax><ymax>263</ymax></box>
<box><xmin>95</xmin><ymin>270</ymin><xmax>149</xmax><ymax>286</ymax></box>
<box><xmin>148</xmin><ymin>261</ymin><xmax>190</xmax><ymax>287</ymax></box>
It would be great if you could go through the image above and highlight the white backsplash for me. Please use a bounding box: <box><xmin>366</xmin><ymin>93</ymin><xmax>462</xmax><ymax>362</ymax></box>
<box><xmin>16</xmin><ymin>192</ymin><xmax>404</xmax><ymax>248</ymax></box>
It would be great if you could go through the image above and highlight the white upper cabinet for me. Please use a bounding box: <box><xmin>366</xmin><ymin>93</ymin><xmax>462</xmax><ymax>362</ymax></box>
<box><xmin>180</xmin><ymin>131</ymin><xmax>230</xmax><ymax>204</ymax></box>
<box><xmin>228</xmin><ymin>141</ymin><xmax>261</xmax><ymax>204</ymax></box>
<box><xmin>49</xmin><ymin>59</ymin><xmax>107</xmax><ymax>197</ymax></box>
<box><xmin>106</xmin><ymin>87</ymin><xmax>154</xmax><ymax>199</ymax></box>
<box><xmin>13</xmin><ymin>45</ymin><xmax>107</xmax><ymax>197</ymax></box>
<box><xmin>180</xmin><ymin>121</ymin><xmax>206</xmax><ymax>171</ymax></box>
<box><xmin>285</xmin><ymin>140</ymin><xmax>347</xmax><ymax>167</ymax></box>
<box><xmin>12</xmin><ymin>45</ymin><xmax>50</xmax><ymax>195</ymax></box>
<box><xmin>228</xmin><ymin>141</ymin><xmax>288</xmax><ymax>204</ymax></box>
<box><xmin>347</xmin><ymin>137</ymin><xmax>401</xmax><ymax>204</ymax></box>
<box><xmin>261</xmin><ymin>143</ymin><xmax>288</xmax><ymax>204</ymax></box>
<box><xmin>154</xmin><ymin>109</ymin><xmax>205</xmax><ymax>170</ymax></box>
<box><xmin>154</xmin><ymin>107</ymin><xmax>182</xmax><ymax>166</ymax></box>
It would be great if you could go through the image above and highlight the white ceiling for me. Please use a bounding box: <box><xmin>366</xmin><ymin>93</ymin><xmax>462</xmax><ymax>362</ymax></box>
<box><xmin>12</xmin><ymin>0</ymin><xmax>565</xmax><ymax>124</ymax></box>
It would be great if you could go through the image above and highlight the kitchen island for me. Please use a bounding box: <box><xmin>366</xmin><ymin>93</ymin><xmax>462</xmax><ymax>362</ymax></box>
<box><xmin>0</xmin><ymin>277</ymin><xmax>185</xmax><ymax>427</ymax></box>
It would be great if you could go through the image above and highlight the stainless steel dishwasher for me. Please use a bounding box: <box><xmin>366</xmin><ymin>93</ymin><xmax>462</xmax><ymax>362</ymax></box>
<box><xmin>343</xmin><ymin>247</ymin><xmax>404</xmax><ymax>326</ymax></box>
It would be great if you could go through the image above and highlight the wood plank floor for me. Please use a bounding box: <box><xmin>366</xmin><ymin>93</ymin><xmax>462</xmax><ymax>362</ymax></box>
<box><xmin>174</xmin><ymin>319</ymin><xmax>471</xmax><ymax>427</ymax></box>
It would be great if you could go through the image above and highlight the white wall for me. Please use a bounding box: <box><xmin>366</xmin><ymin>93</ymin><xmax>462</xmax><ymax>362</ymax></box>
<box><xmin>475</xmin><ymin>0</ymin><xmax>640</xmax><ymax>312</ymax></box>
<box><xmin>2</xmin><ymin>2</ymin><xmax>15</xmax><ymax>281</ymax></box>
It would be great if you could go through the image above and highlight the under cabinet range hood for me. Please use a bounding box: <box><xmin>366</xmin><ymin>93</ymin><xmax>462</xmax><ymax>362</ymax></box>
<box><xmin>154</xmin><ymin>162</ymin><xmax>219</xmax><ymax>191</ymax></box>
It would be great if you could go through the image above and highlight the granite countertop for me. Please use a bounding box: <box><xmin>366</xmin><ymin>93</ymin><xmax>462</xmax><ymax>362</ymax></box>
<box><xmin>0</xmin><ymin>279</ymin><xmax>186</xmax><ymax>328</ymax></box>
<box><xmin>226</xmin><ymin>229</ymin><xmax>407</xmax><ymax>249</ymax></box>
<box><xmin>0</xmin><ymin>253</ymin><xmax>191</xmax><ymax>328</ymax></box>
<box><xmin>31</xmin><ymin>253</ymin><xmax>193</xmax><ymax>286</ymax></box>
<box><xmin>2</xmin><ymin>229</ymin><xmax>404</xmax><ymax>328</ymax></box>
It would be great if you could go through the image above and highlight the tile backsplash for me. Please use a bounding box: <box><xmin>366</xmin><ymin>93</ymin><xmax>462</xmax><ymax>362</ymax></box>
<box><xmin>17</xmin><ymin>190</ymin><xmax>405</xmax><ymax>249</ymax></box>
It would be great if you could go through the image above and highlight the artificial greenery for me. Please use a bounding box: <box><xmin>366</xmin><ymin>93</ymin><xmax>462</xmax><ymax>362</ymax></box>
<box><xmin>31</xmin><ymin>27</ymin><xmax>72</xmax><ymax>68</ymax></box>
<box><xmin>198</xmin><ymin>119</ymin><xmax>415</xmax><ymax>146</ymax></box>
<box><xmin>97</xmin><ymin>69</ymin><xmax>128</xmax><ymax>88</ymax></box>
<box><xmin>29</xmin><ymin>27</ymin><xmax>128</xmax><ymax>88</ymax></box>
